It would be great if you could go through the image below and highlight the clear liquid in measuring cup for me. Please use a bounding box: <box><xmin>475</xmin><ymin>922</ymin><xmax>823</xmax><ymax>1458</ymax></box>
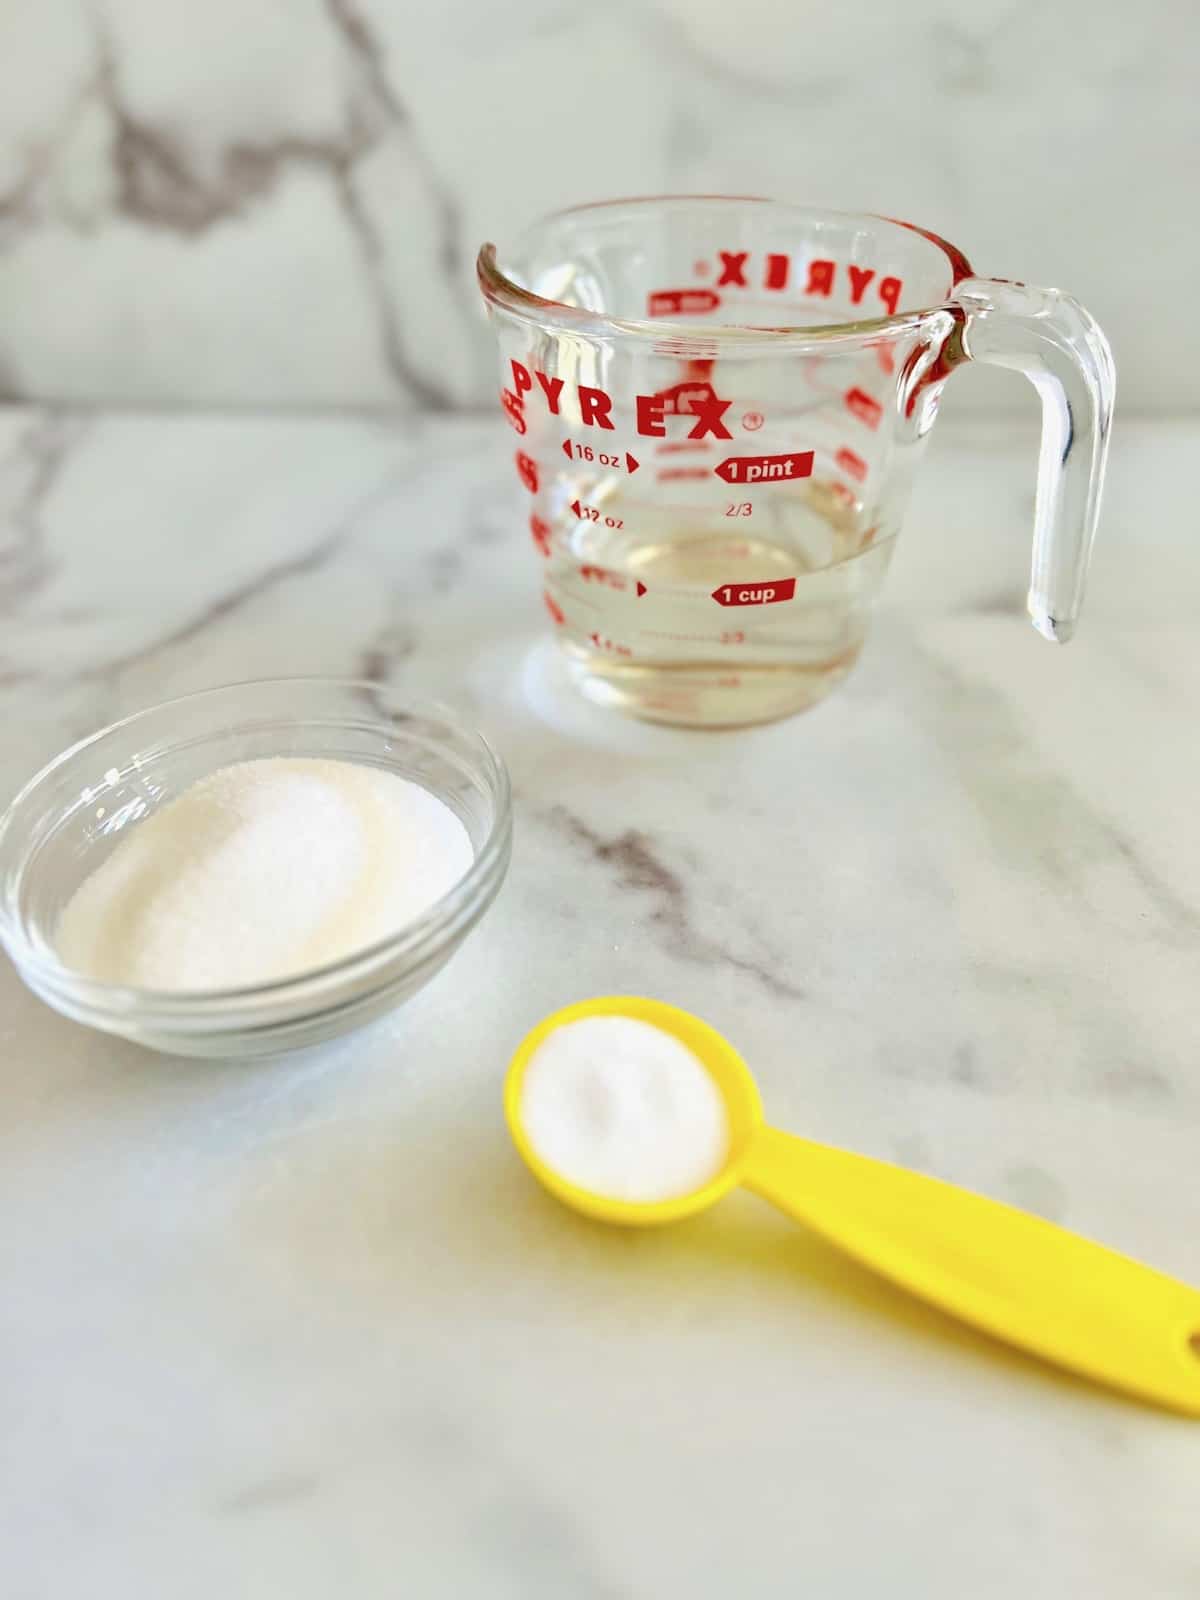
<box><xmin>543</xmin><ymin>466</ymin><xmax>896</xmax><ymax>728</ymax></box>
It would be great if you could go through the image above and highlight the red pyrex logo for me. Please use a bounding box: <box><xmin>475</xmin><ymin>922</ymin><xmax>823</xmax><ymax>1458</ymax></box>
<box><xmin>707</xmin><ymin>252</ymin><xmax>903</xmax><ymax>315</ymax></box>
<box><xmin>508</xmin><ymin>360</ymin><xmax>733</xmax><ymax>440</ymax></box>
<box><xmin>655</xmin><ymin>379</ymin><xmax>722</xmax><ymax>416</ymax></box>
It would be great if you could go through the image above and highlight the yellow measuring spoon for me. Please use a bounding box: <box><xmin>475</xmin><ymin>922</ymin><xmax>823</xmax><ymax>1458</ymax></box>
<box><xmin>506</xmin><ymin>996</ymin><xmax>1200</xmax><ymax>1417</ymax></box>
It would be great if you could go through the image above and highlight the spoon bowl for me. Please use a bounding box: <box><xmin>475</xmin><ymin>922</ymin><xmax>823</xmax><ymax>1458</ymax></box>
<box><xmin>505</xmin><ymin>995</ymin><xmax>763</xmax><ymax>1227</ymax></box>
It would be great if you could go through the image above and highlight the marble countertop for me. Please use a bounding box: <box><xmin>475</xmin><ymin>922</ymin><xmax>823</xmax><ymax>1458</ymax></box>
<box><xmin>1</xmin><ymin>408</ymin><xmax>1197</xmax><ymax>1597</ymax></box>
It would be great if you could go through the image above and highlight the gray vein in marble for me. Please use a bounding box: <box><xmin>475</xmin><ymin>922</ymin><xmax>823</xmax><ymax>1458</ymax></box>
<box><xmin>548</xmin><ymin>805</ymin><xmax>806</xmax><ymax>1001</ymax></box>
<box><xmin>219</xmin><ymin>1470</ymin><xmax>321</xmax><ymax>1516</ymax></box>
<box><xmin>0</xmin><ymin>67</ymin><xmax>100</xmax><ymax>229</ymax></box>
<box><xmin>333</xmin><ymin>169</ymin><xmax>450</xmax><ymax>411</ymax></box>
<box><xmin>0</xmin><ymin>357</ymin><xmax>20</xmax><ymax>405</ymax></box>
<box><xmin>475</xmin><ymin>1500</ymin><xmax>628</xmax><ymax>1600</ymax></box>
<box><xmin>72</xmin><ymin>459</ymin><xmax>409</xmax><ymax>686</ymax></box>
<box><xmin>92</xmin><ymin>13</ymin><xmax>344</xmax><ymax>227</ymax></box>
<box><xmin>359</xmin><ymin>619</ymin><xmax>419</xmax><ymax>686</ymax></box>
<box><xmin>411</xmin><ymin>475</ymin><xmax>505</xmax><ymax>596</ymax></box>
<box><xmin>16</xmin><ymin>6</ymin><xmax>468</xmax><ymax>410</ymax></box>
<box><xmin>917</xmin><ymin>648</ymin><xmax>1200</xmax><ymax>944</ymax></box>
<box><xmin>968</xmin><ymin>961</ymin><xmax>1185</xmax><ymax>1108</ymax></box>
<box><xmin>936</xmin><ymin>17</ymin><xmax>1011</xmax><ymax>96</ymax></box>
<box><xmin>212</xmin><ymin>1403</ymin><xmax>626</xmax><ymax>1597</ymax></box>
<box><xmin>324</xmin><ymin>0</ymin><xmax>474</xmax><ymax>408</ymax></box>
<box><xmin>663</xmin><ymin>99</ymin><xmax>717</xmax><ymax>172</ymax></box>
<box><xmin>1101</xmin><ymin>827</ymin><xmax>1200</xmax><ymax>941</ymax></box>
<box><xmin>326</xmin><ymin>0</ymin><xmax>403</xmax><ymax>120</ymax></box>
<box><xmin>950</xmin><ymin>1040</ymin><xmax>1001</xmax><ymax>1090</ymax></box>
<box><xmin>1094</xmin><ymin>1061</ymin><xmax>1173</xmax><ymax>1103</ymax></box>
<box><xmin>878</xmin><ymin>1030</ymin><xmax>1021</xmax><ymax>1095</ymax></box>
<box><xmin>90</xmin><ymin>30</ymin><xmax>337</xmax><ymax>237</ymax></box>
<box><xmin>641</xmin><ymin>0</ymin><xmax>843</xmax><ymax>109</ymax></box>
<box><xmin>324</xmin><ymin>0</ymin><xmax>478</xmax><ymax>404</ymax></box>
<box><xmin>0</xmin><ymin>412</ymin><xmax>85</xmax><ymax>622</ymax></box>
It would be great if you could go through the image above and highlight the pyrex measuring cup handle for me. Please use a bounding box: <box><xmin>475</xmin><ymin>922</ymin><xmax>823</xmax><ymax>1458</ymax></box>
<box><xmin>947</xmin><ymin>277</ymin><xmax>1115</xmax><ymax>643</ymax></box>
<box><xmin>741</xmin><ymin>1125</ymin><xmax>1200</xmax><ymax>1415</ymax></box>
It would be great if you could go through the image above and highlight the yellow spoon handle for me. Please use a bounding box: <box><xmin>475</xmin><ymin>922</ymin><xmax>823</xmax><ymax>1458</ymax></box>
<box><xmin>742</xmin><ymin>1126</ymin><xmax>1200</xmax><ymax>1416</ymax></box>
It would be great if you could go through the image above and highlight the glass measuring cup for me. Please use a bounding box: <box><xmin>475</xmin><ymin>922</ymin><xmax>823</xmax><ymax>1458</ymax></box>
<box><xmin>478</xmin><ymin>198</ymin><xmax>1114</xmax><ymax>727</ymax></box>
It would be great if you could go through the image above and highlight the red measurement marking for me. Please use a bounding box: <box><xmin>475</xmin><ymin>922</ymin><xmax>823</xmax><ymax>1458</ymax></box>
<box><xmin>570</xmin><ymin>500</ymin><xmax>624</xmax><ymax>529</ymax></box>
<box><xmin>657</xmin><ymin>467</ymin><xmax>710</xmax><ymax>482</ymax></box>
<box><xmin>643</xmin><ymin>631</ymin><xmax>726</xmax><ymax>644</ymax></box>
<box><xmin>515</xmin><ymin>450</ymin><xmax>538</xmax><ymax>492</ymax></box>
<box><xmin>580</xmin><ymin>564</ymin><xmax>627</xmax><ymax>591</ymax></box>
<box><xmin>561</xmin><ymin>438</ymin><xmax>639</xmax><ymax>473</ymax></box>
<box><xmin>712</xmin><ymin>578</ymin><xmax>797</xmax><ymax>607</ymax></box>
<box><xmin>544</xmin><ymin>591</ymin><xmax>564</xmax><ymax>625</ymax></box>
<box><xmin>648</xmin><ymin>289</ymin><xmax>721</xmax><ymax>316</ymax></box>
<box><xmin>714</xmin><ymin>451</ymin><xmax>813</xmax><ymax>485</ymax></box>
<box><xmin>500</xmin><ymin>388</ymin><xmax>525</xmax><ymax>434</ymax></box>
<box><xmin>741</xmin><ymin>411</ymin><xmax>764</xmax><ymax>431</ymax></box>
<box><xmin>642</xmin><ymin>694</ymin><xmax>697</xmax><ymax>712</ymax></box>
<box><xmin>876</xmin><ymin>343</ymin><xmax>896</xmax><ymax>374</ymax></box>
<box><xmin>845</xmin><ymin>387</ymin><xmax>883</xmax><ymax>429</ymax></box>
<box><xmin>530</xmin><ymin>513</ymin><xmax>551</xmax><ymax>556</ymax></box>
<box><xmin>589</xmin><ymin>632</ymin><xmax>632</xmax><ymax>656</ymax></box>
<box><xmin>655</xmin><ymin>440</ymin><xmax>710</xmax><ymax>455</ymax></box>
<box><xmin>578</xmin><ymin>569</ymin><xmax>646</xmax><ymax>597</ymax></box>
<box><xmin>835</xmin><ymin>447</ymin><xmax>868</xmax><ymax>482</ymax></box>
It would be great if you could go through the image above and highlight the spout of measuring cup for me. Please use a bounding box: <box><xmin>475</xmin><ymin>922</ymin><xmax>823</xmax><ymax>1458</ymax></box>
<box><xmin>949</xmin><ymin>278</ymin><xmax>1115</xmax><ymax>643</ymax></box>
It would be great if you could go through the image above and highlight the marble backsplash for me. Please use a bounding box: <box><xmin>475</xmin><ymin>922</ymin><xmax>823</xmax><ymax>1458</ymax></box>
<box><xmin>0</xmin><ymin>0</ymin><xmax>1195</xmax><ymax>412</ymax></box>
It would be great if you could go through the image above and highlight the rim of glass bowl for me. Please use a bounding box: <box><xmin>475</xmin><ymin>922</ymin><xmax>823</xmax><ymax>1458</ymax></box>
<box><xmin>0</xmin><ymin>678</ymin><xmax>512</xmax><ymax>1029</ymax></box>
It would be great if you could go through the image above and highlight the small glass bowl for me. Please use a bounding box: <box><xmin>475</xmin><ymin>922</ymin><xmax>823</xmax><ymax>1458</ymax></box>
<box><xmin>0</xmin><ymin>679</ymin><xmax>512</xmax><ymax>1058</ymax></box>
